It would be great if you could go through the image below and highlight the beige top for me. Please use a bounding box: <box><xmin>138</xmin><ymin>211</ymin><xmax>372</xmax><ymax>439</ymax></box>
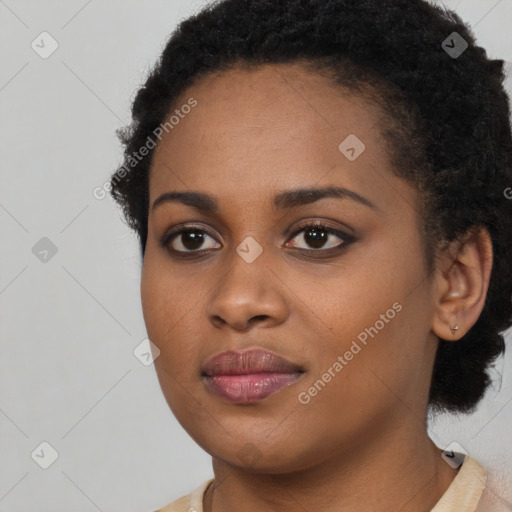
<box><xmin>155</xmin><ymin>456</ymin><xmax>492</xmax><ymax>512</ymax></box>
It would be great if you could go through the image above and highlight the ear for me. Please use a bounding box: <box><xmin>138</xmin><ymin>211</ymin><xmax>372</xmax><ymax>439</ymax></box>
<box><xmin>431</xmin><ymin>226</ymin><xmax>493</xmax><ymax>341</ymax></box>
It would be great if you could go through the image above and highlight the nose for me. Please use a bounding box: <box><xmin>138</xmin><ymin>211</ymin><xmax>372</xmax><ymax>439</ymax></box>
<box><xmin>206</xmin><ymin>249</ymin><xmax>289</xmax><ymax>331</ymax></box>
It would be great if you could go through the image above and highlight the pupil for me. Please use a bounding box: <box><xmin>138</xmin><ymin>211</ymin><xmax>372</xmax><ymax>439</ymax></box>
<box><xmin>183</xmin><ymin>230</ymin><xmax>204</xmax><ymax>250</ymax></box>
<box><xmin>305</xmin><ymin>228</ymin><xmax>327</xmax><ymax>248</ymax></box>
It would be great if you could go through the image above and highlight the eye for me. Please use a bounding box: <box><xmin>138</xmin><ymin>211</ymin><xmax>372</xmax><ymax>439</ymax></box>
<box><xmin>160</xmin><ymin>225</ymin><xmax>221</xmax><ymax>255</ymax></box>
<box><xmin>159</xmin><ymin>221</ymin><xmax>355</xmax><ymax>258</ymax></box>
<box><xmin>285</xmin><ymin>221</ymin><xmax>354</xmax><ymax>252</ymax></box>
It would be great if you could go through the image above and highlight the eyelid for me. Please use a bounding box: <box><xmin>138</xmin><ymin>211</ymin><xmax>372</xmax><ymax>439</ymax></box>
<box><xmin>286</xmin><ymin>219</ymin><xmax>354</xmax><ymax>240</ymax></box>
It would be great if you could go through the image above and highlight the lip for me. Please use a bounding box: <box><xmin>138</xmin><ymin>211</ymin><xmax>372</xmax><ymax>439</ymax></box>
<box><xmin>201</xmin><ymin>349</ymin><xmax>305</xmax><ymax>404</ymax></box>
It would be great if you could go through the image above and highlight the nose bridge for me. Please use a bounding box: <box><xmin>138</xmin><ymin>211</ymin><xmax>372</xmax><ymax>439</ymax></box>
<box><xmin>206</xmin><ymin>234</ymin><xmax>288</xmax><ymax>329</ymax></box>
<box><xmin>220</xmin><ymin>233</ymin><xmax>270</xmax><ymax>298</ymax></box>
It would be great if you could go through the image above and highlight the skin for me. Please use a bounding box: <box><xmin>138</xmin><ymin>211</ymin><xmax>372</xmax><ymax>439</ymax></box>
<box><xmin>141</xmin><ymin>62</ymin><xmax>493</xmax><ymax>512</ymax></box>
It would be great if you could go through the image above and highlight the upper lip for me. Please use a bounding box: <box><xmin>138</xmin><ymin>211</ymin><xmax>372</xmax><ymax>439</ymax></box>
<box><xmin>201</xmin><ymin>349</ymin><xmax>304</xmax><ymax>376</ymax></box>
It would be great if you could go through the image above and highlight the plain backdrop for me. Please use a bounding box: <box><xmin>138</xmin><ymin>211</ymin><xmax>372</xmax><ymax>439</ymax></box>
<box><xmin>0</xmin><ymin>1</ymin><xmax>511</xmax><ymax>510</ymax></box>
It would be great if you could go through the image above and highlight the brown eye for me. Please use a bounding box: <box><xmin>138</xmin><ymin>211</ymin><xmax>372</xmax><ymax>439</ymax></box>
<box><xmin>159</xmin><ymin>221</ymin><xmax>355</xmax><ymax>260</ymax></box>
<box><xmin>162</xmin><ymin>227</ymin><xmax>221</xmax><ymax>253</ymax></box>
<box><xmin>286</xmin><ymin>222</ymin><xmax>352</xmax><ymax>251</ymax></box>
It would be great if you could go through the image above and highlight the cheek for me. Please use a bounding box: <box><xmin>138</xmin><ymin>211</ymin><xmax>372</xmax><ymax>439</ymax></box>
<box><xmin>140</xmin><ymin>259</ymin><xmax>168</xmax><ymax>348</ymax></box>
<box><xmin>301</xmin><ymin>237</ymin><xmax>431</xmax><ymax>406</ymax></box>
<box><xmin>291</xmin><ymin>300</ymin><xmax>430</xmax><ymax>454</ymax></box>
<box><xmin>141</xmin><ymin>256</ymin><xmax>209</xmax><ymax>429</ymax></box>
<box><xmin>140</xmin><ymin>252</ymin><xmax>201</xmax><ymax>374</ymax></box>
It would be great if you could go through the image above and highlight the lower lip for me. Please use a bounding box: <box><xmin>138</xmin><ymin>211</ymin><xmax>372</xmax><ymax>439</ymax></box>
<box><xmin>203</xmin><ymin>372</ymin><xmax>303</xmax><ymax>403</ymax></box>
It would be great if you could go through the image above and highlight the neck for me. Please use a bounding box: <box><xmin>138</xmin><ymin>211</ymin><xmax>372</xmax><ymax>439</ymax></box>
<box><xmin>204</xmin><ymin>421</ymin><xmax>459</xmax><ymax>512</ymax></box>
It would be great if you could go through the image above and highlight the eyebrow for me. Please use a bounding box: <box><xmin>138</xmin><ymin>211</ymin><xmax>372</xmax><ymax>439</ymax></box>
<box><xmin>151</xmin><ymin>185</ymin><xmax>380</xmax><ymax>213</ymax></box>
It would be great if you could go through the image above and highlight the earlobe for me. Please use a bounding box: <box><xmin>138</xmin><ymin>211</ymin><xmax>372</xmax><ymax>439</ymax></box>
<box><xmin>431</xmin><ymin>227</ymin><xmax>493</xmax><ymax>341</ymax></box>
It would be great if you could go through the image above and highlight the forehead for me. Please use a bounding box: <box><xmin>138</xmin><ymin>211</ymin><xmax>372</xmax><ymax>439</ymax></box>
<box><xmin>148</xmin><ymin>62</ymin><xmax>401</xmax><ymax>213</ymax></box>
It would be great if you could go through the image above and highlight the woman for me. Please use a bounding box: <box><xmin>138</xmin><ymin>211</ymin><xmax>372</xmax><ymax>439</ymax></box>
<box><xmin>109</xmin><ymin>0</ymin><xmax>512</xmax><ymax>510</ymax></box>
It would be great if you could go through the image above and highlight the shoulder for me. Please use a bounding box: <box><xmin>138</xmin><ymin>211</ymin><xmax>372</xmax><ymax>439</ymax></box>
<box><xmin>154</xmin><ymin>478</ymin><xmax>214</xmax><ymax>512</ymax></box>
<box><xmin>431</xmin><ymin>455</ymin><xmax>512</xmax><ymax>512</ymax></box>
<box><xmin>431</xmin><ymin>456</ymin><xmax>486</xmax><ymax>511</ymax></box>
<box><xmin>155</xmin><ymin>494</ymin><xmax>191</xmax><ymax>512</ymax></box>
<box><xmin>155</xmin><ymin>493</ymin><xmax>192</xmax><ymax>512</ymax></box>
<box><xmin>475</xmin><ymin>461</ymin><xmax>512</xmax><ymax>512</ymax></box>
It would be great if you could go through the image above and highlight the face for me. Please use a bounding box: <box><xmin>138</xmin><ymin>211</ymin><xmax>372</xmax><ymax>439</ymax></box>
<box><xmin>141</xmin><ymin>62</ymin><xmax>440</xmax><ymax>472</ymax></box>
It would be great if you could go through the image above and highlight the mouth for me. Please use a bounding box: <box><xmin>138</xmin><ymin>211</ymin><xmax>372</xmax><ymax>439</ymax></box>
<box><xmin>201</xmin><ymin>349</ymin><xmax>305</xmax><ymax>404</ymax></box>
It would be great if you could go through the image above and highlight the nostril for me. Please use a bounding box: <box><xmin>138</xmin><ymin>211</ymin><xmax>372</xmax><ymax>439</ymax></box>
<box><xmin>252</xmin><ymin>315</ymin><xmax>269</xmax><ymax>322</ymax></box>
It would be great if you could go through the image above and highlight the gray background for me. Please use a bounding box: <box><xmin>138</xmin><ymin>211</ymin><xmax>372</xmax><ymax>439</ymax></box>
<box><xmin>0</xmin><ymin>1</ymin><xmax>511</xmax><ymax>510</ymax></box>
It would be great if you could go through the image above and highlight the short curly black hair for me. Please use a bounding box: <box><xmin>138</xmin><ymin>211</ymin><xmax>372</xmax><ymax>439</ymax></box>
<box><xmin>110</xmin><ymin>0</ymin><xmax>512</xmax><ymax>414</ymax></box>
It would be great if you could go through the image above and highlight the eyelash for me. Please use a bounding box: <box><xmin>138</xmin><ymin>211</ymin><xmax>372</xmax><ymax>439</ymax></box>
<box><xmin>159</xmin><ymin>221</ymin><xmax>356</xmax><ymax>259</ymax></box>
